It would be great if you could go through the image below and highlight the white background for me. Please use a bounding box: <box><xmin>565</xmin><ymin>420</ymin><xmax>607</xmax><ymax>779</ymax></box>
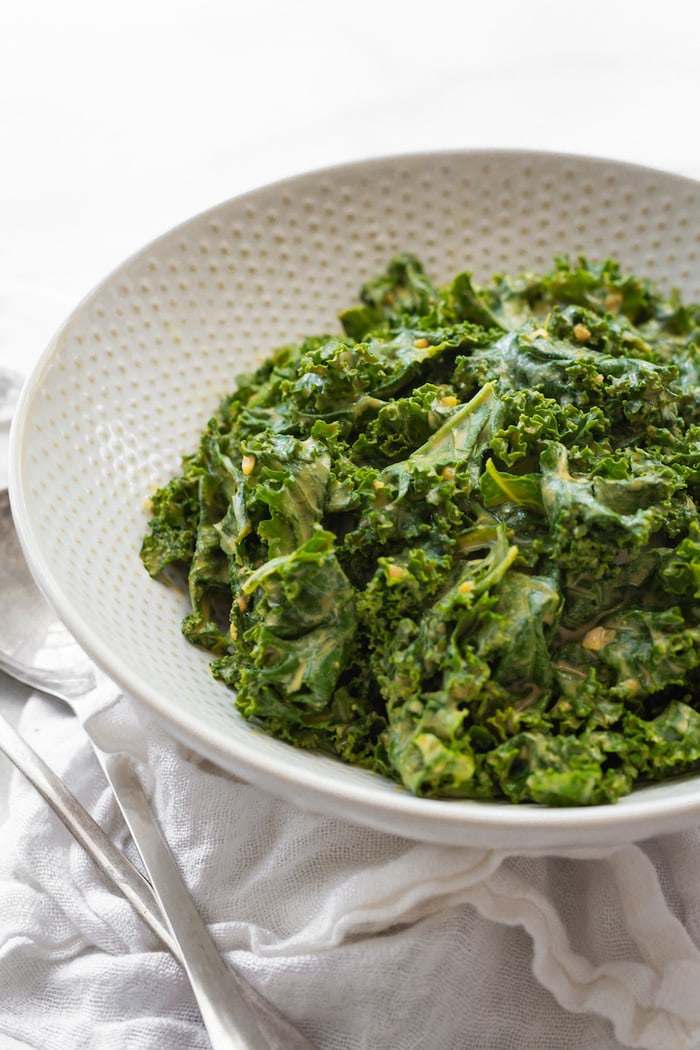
<box><xmin>2</xmin><ymin>0</ymin><xmax>700</xmax><ymax>378</ymax></box>
<box><xmin>1</xmin><ymin>3</ymin><xmax>700</xmax><ymax>1047</ymax></box>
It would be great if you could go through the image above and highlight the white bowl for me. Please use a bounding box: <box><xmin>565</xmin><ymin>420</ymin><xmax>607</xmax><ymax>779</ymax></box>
<box><xmin>9</xmin><ymin>149</ymin><xmax>700</xmax><ymax>850</ymax></box>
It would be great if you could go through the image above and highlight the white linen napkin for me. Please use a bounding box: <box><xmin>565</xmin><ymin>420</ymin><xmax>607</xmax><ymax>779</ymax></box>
<box><xmin>1</xmin><ymin>688</ymin><xmax>700</xmax><ymax>1050</ymax></box>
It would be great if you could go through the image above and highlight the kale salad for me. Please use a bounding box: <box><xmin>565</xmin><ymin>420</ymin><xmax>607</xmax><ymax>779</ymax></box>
<box><xmin>140</xmin><ymin>254</ymin><xmax>700</xmax><ymax>806</ymax></box>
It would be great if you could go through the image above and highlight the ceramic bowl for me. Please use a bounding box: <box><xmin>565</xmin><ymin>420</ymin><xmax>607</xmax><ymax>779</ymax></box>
<box><xmin>10</xmin><ymin>150</ymin><xmax>700</xmax><ymax>849</ymax></box>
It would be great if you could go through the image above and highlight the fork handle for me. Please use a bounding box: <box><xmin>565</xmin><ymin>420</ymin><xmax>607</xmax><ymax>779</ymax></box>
<box><xmin>0</xmin><ymin>710</ymin><xmax>313</xmax><ymax>1050</ymax></box>
<box><xmin>0</xmin><ymin>708</ymin><xmax>177</xmax><ymax>954</ymax></box>
<box><xmin>99</xmin><ymin>750</ymin><xmax>315</xmax><ymax>1050</ymax></box>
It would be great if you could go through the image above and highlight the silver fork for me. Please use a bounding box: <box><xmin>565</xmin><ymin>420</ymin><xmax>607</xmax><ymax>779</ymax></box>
<box><xmin>0</xmin><ymin>488</ymin><xmax>313</xmax><ymax>1050</ymax></box>
<box><xmin>0</xmin><ymin>696</ymin><xmax>313</xmax><ymax>1050</ymax></box>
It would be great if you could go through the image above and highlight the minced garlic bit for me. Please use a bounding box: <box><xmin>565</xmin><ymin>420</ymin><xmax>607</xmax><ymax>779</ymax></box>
<box><xmin>529</xmin><ymin>327</ymin><xmax>549</xmax><ymax>340</ymax></box>
<box><xmin>373</xmin><ymin>478</ymin><xmax>385</xmax><ymax>490</ymax></box>
<box><xmin>387</xmin><ymin>563</ymin><xmax>404</xmax><ymax>580</ymax></box>
<box><xmin>440</xmin><ymin>395</ymin><xmax>458</xmax><ymax>407</ymax></box>
<box><xmin>413</xmin><ymin>337</ymin><xmax>429</xmax><ymax>348</ymax></box>
<box><xmin>241</xmin><ymin>453</ymin><xmax>256</xmax><ymax>476</ymax></box>
<box><xmin>573</xmin><ymin>322</ymin><xmax>591</xmax><ymax>342</ymax></box>
<box><xmin>236</xmin><ymin>594</ymin><xmax>248</xmax><ymax>612</ymax></box>
<box><xmin>441</xmin><ymin>465</ymin><xmax>456</xmax><ymax>482</ymax></box>
<box><xmin>582</xmin><ymin>626</ymin><xmax>616</xmax><ymax>652</ymax></box>
<box><xmin>458</xmin><ymin>580</ymin><xmax>475</xmax><ymax>595</ymax></box>
<box><xmin>230</xmin><ymin>623</ymin><xmax>238</xmax><ymax>640</ymax></box>
<box><xmin>604</xmin><ymin>291</ymin><xmax>623</xmax><ymax>312</ymax></box>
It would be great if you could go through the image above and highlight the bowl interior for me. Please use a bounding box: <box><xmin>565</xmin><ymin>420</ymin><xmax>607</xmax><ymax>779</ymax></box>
<box><xmin>10</xmin><ymin>150</ymin><xmax>700</xmax><ymax>849</ymax></box>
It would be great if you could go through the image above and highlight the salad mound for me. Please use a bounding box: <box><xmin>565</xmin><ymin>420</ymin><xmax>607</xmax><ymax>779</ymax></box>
<box><xmin>141</xmin><ymin>254</ymin><xmax>700</xmax><ymax>806</ymax></box>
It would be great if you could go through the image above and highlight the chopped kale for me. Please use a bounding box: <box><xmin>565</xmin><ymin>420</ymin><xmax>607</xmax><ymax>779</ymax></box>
<box><xmin>141</xmin><ymin>253</ymin><xmax>700</xmax><ymax>805</ymax></box>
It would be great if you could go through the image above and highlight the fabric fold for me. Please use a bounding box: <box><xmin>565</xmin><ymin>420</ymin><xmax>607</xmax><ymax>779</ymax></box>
<box><xmin>1</xmin><ymin>691</ymin><xmax>700</xmax><ymax>1050</ymax></box>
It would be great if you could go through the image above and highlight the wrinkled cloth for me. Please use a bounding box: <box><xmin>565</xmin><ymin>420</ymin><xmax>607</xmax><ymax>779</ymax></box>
<box><xmin>1</xmin><ymin>689</ymin><xmax>700</xmax><ymax>1050</ymax></box>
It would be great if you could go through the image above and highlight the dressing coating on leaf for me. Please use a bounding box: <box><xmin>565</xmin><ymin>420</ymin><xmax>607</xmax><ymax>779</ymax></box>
<box><xmin>141</xmin><ymin>253</ymin><xmax>700</xmax><ymax>805</ymax></box>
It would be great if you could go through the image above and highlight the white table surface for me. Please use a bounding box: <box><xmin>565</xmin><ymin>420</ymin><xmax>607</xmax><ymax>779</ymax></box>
<box><xmin>2</xmin><ymin>2</ymin><xmax>700</xmax><ymax>1047</ymax></box>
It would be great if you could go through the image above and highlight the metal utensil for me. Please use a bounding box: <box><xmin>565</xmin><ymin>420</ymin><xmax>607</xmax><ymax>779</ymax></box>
<box><xmin>0</xmin><ymin>488</ymin><xmax>314</xmax><ymax>1050</ymax></box>
<box><xmin>0</xmin><ymin>697</ymin><xmax>179</xmax><ymax>951</ymax></box>
<box><xmin>0</xmin><ymin>368</ymin><xmax>22</xmax><ymax>425</ymax></box>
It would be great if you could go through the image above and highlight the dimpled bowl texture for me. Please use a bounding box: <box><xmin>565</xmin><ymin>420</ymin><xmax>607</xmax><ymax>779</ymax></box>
<box><xmin>9</xmin><ymin>150</ymin><xmax>700</xmax><ymax>849</ymax></box>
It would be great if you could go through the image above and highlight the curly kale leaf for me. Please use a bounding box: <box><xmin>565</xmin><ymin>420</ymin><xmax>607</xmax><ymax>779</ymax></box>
<box><xmin>340</xmin><ymin>252</ymin><xmax>440</xmax><ymax>334</ymax></box>
<box><xmin>342</xmin><ymin>381</ymin><xmax>506</xmax><ymax>565</ymax></box>
<box><xmin>455</xmin><ymin>324</ymin><xmax>681</xmax><ymax>431</ymax></box>
<box><xmin>662</xmin><ymin>526</ymin><xmax>700</xmax><ymax>600</ymax></box>
<box><xmin>224</xmin><ymin>528</ymin><xmax>357</xmax><ymax>712</ymax></box>
<box><xmin>139</xmin><ymin>472</ymin><xmax>199</xmax><ymax>577</ymax></box>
